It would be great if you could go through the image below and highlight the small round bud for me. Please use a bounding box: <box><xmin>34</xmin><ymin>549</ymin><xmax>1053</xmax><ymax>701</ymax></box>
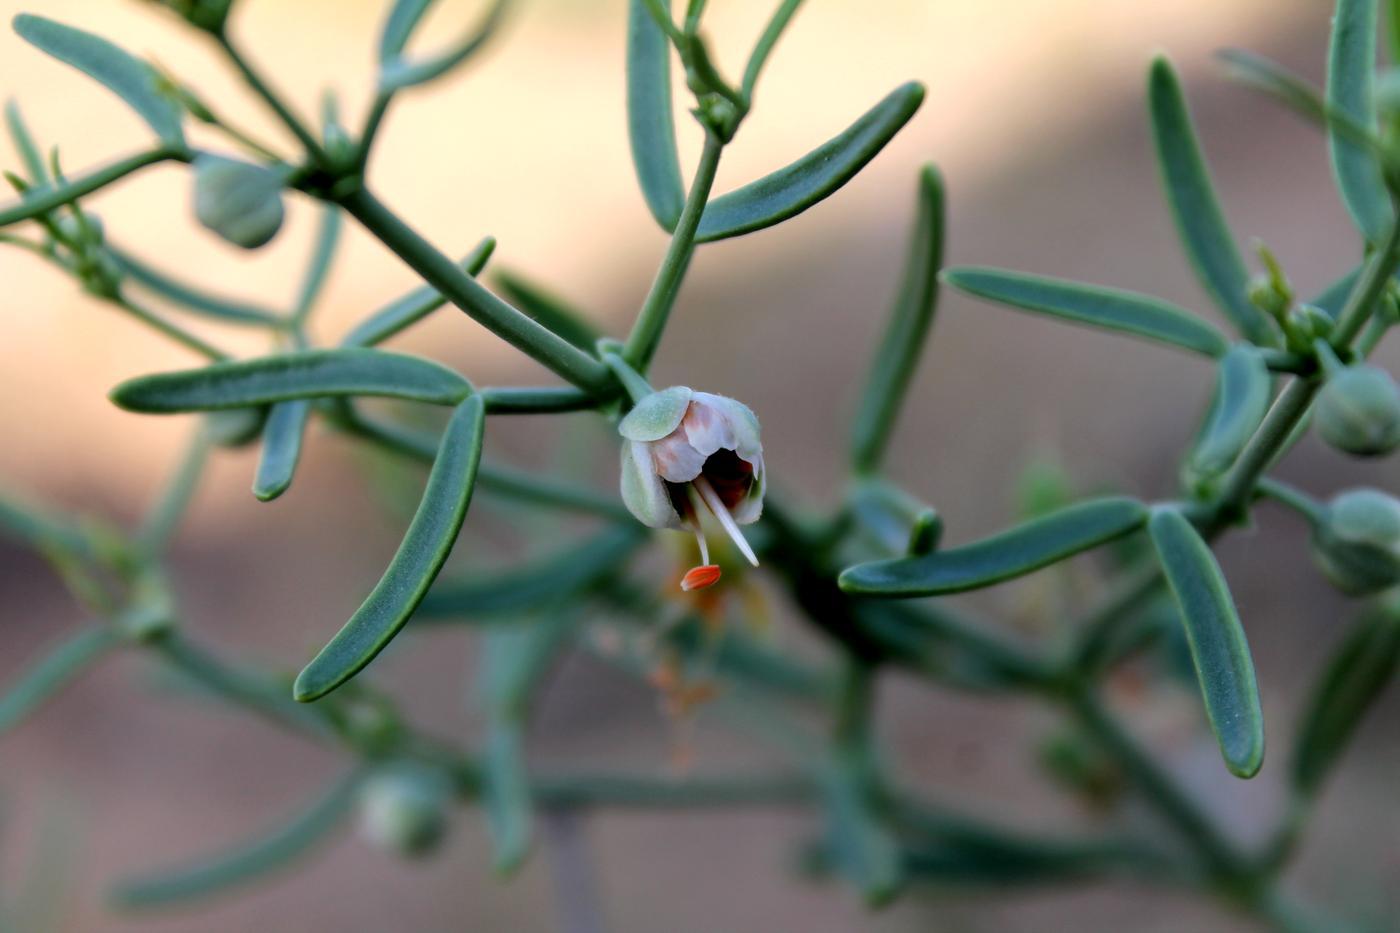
<box><xmin>358</xmin><ymin>765</ymin><xmax>450</xmax><ymax>858</ymax></box>
<box><xmin>1315</xmin><ymin>365</ymin><xmax>1400</xmax><ymax>457</ymax></box>
<box><xmin>1311</xmin><ymin>488</ymin><xmax>1400</xmax><ymax>595</ymax></box>
<box><xmin>1283</xmin><ymin>304</ymin><xmax>1333</xmax><ymax>352</ymax></box>
<box><xmin>193</xmin><ymin>155</ymin><xmax>285</xmax><ymax>250</ymax></box>
<box><xmin>1247</xmin><ymin>275</ymin><xmax>1289</xmax><ymax>320</ymax></box>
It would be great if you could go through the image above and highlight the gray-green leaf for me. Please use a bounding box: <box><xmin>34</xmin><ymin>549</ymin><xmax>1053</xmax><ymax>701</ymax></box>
<box><xmin>695</xmin><ymin>81</ymin><xmax>925</xmax><ymax>242</ymax></box>
<box><xmin>341</xmin><ymin>238</ymin><xmax>495</xmax><ymax>347</ymax></box>
<box><xmin>112</xmin><ymin>768</ymin><xmax>363</xmax><ymax>908</ymax></box>
<box><xmin>294</xmin><ymin>395</ymin><xmax>485</xmax><ymax>701</ymax></box>
<box><xmin>626</xmin><ymin>0</ymin><xmax>684</xmax><ymax>229</ymax></box>
<box><xmin>1291</xmin><ymin>598</ymin><xmax>1400</xmax><ymax>796</ymax></box>
<box><xmin>840</xmin><ymin>497</ymin><xmax>1148</xmax><ymax>597</ymax></box>
<box><xmin>1187</xmin><ymin>344</ymin><xmax>1273</xmax><ymax>479</ymax></box>
<box><xmin>1148</xmin><ymin>56</ymin><xmax>1275</xmax><ymax>344</ymax></box>
<box><xmin>111</xmin><ymin>348</ymin><xmax>473</xmax><ymax>412</ymax></box>
<box><xmin>483</xmin><ymin>719</ymin><xmax>533</xmax><ymax>875</ymax></box>
<box><xmin>1148</xmin><ymin>508</ymin><xmax>1264</xmax><ymax>779</ymax></box>
<box><xmin>251</xmin><ymin>400</ymin><xmax>311</xmax><ymax>502</ymax></box>
<box><xmin>1328</xmin><ymin>0</ymin><xmax>1391</xmax><ymax>244</ymax></box>
<box><xmin>0</xmin><ymin>627</ymin><xmax>120</xmax><ymax>737</ymax></box>
<box><xmin>14</xmin><ymin>15</ymin><xmax>185</xmax><ymax>146</ymax></box>
<box><xmin>944</xmin><ymin>267</ymin><xmax>1230</xmax><ymax>357</ymax></box>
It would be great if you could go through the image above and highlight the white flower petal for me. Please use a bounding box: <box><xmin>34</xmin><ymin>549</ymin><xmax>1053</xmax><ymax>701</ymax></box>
<box><xmin>682</xmin><ymin>397</ymin><xmax>736</xmax><ymax>456</ymax></box>
<box><xmin>651</xmin><ymin>429</ymin><xmax>707</xmax><ymax>482</ymax></box>
<box><xmin>731</xmin><ymin>458</ymin><xmax>765</xmax><ymax>525</ymax></box>
<box><xmin>694</xmin><ymin>392</ymin><xmax>762</xmax><ymax>460</ymax></box>
<box><xmin>620</xmin><ymin>440</ymin><xmax>680</xmax><ymax>528</ymax></box>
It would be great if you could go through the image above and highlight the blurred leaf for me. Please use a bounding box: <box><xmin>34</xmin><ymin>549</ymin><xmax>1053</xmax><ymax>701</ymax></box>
<box><xmin>493</xmin><ymin>268</ymin><xmax>602</xmax><ymax>352</ymax></box>
<box><xmin>1148</xmin><ymin>57</ymin><xmax>1275</xmax><ymax>344</ymax></box>
<box><xmin>111</xmin><ymin>348</ymin><xmax>473</xmax><ymax>412</ymax></box>
<box><xmin>294</xmin><ymin>396</ymin><xmax>485</xmax><ymax>701</ymax></box>
<box><xmin>113</xmin><ymin>768</ymin><xmax>363</xmax><ymax>908</ymax></box>
<box><xmin>1329</xmin><ymin>0</ymin><xmax>1391</xmax><ymax>244</ymax></box>
<box><xmin>850</xmin><ymin>165</ymin><xmax>943</xmax><ymax>474</ymax></box>
<box><xmin>0</xmin><ymin>627</ymin><xmax>121</xmax><ymax>737</ymax></box>
<box><xmin>108</xmin><ymin>245</ymin><xmax>284</xmax><ymax>326</ymax></box>
<box><xmin>695</xmin><ymin>82</ymin><xmax>924</xmax><ymax>242</ymax></box>
<box><xmin>0</xmin><ymin>149</ymin><xmax>175</xmax><ymax>227</ymax></box>
<box><xmin>13</xmin><ymin>16</ymin><xmax>184</xmax><ymax>146</ymax></box>
<box><xmin>252</xmin><ymin>400</ymin><xmax>311</xmax><ymax>502</ymax></box>
<box><xmin>1311</xmin><ymin>266</ymin><xmax>1361</xmax><ymax>318</ymax></box>
<box><xmin>626</xmin><ymin>0</ymin><xmax>684</xmax><ymax>229</ymax></box>
<box><xmin>483</xmin><ymin>719</ymin><xmax>532</xmax><ymax>874</ymax></box>
<box><xmin>1148</xmin><ymin>508</ymin><xmax>1264</xmax><ymax>779</ymax></box>
<box><xmin>840</xmin><ymin>498</ymin><xmax>1148</xmax><ymax>597</ymax></box>
<box><xmin>1291</xmin><ymin>599</ymin><xmax>1400</xmax><ymax>796</ymax></box>
<box><xmin>482</xmin><ymin>608</ymin><xmax>582</xmax><ymax>719</ymax></box>
<box><xmin>378</xmin><ymin>0</ymin><xmax>509</xmax><ymax>92</ymax></box>
<box><xmin>379</xmin><ymin>0</ymin><xmax>437</xmax><ymax>62</ymax></box>
<box><xmin>341</xmin><ymin>238</ymin><xmax>495</xmax><ymax>347</ymax></box>
<box><xmin>293</xmin><ymin>204</ymin><xmax>342</xmax><ymax>320</ymax></box>
<box><xmin>1187</xmin><ymin>344</ymin><xmax>1273</xmax><ymax>479</ymax></box>
<box><xmin>420</xmin><ymin>526</ymin><xmax>644</xmax><ymax>620</ymax></box>
<box><xmin>822</xmin><ymin>756</ymin><xmax>902</xmax><ymax>906</ymax></box>
<box><xmin>4</xmin><ymin>99</ymin><xmax>48</xmax><ymax>184</ymax></box>
<box><xmin>478</xmin><ymin>385</ymin><xmax>595</xmax><ymax>414</ymax></box>
<box><xmin>944</xmin><ymin>267</ymin><xmax>1230</xmax><ymax>357</ymax></box>
<box><xmin>1217</xmin><ymin>49</ymin><xmax>1377</xmax><ymax>152</ymax></box>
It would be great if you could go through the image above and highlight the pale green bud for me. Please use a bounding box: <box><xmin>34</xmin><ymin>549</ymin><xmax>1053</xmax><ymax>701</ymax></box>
<box><xmin>1315</xmin><ymin>365</ymin><xmax>1400</xmax><ymax>457</ymax></box>
<box><xmin>358</xmin><ymin>765</ymin><xmax>450</xmax><ymax>858</ymax></box>
<box><xmin>1311</xmin><ymin>488</ymin><xmax>1400</xmax><ymax>595</ymax></box>
<box><xmin>193</xmin><ymin>155</ymin><xmax>285</xmax><ymax>250</ymax></box>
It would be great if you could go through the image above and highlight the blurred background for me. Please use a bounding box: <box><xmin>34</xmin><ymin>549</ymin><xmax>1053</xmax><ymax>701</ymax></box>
<box><xmin>1</xmin><ymin>0</ymin><xmax>1398</xmax><ymax>930</ymax></box>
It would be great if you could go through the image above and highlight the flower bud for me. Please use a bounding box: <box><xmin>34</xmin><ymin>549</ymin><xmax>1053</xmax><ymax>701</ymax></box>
<box><xmin>357</xmin><ymin>765</ymin><xmax>450</xmax><ymax>858</ymax></box>
<box><xmin>1314</xmin><ymin>365</ymin><xmax>1400</xmax><ymax>457</ymax></box>
<box><xmin>193</xmin><ymin>155</ymin><xmax>285</xmax><ymax>249</ymax></box>
<box><xmin>148</xmin><ymin>0</ymin><xmax>234</xmax><ymax>34</ymax></box>
<box><xmin>1311</xmin><ymin>488</ymin><xmax>1400</xmax><ymax>595</ymax></box>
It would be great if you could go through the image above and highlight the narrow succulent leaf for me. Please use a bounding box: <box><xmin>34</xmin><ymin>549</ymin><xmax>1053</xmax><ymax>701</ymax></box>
<box><xmin>1291</xmin><ymin>600</ymin><xmax>1400</xmax><ymax>796</ymax></box>
<box><xmin>420</xmin><ymin>526</ymin><xmax>644</xmax><ymax>619</ymax></box>
<box><xmin>484</xmin><ymin>719</ymin><xmax>533</xmax><ymax>874</ymax></box>
<box><xmin>850</xmin><ymin>165</ymin><xmax>944</xmax><ymax>474</ymax></box>
<box><xmin>341</xmin><ymin>238</ymin><xmax>495</xmax><ymax>347</ymax></box>
<box><xmin>0</xmin><ymin>148</ymin><xmax>175</xmax><ymax>228</ymax></box>
<box><xmin>1148</xmin><ymin>508</ymin><xmax>1264</xmax><ymax>779</ymax></box>
<box><xmin>1390</xmin><ymin>0</ymin><xmax>1400</xmax><ymax>64</ymax></box>
<box><xmin>823</xmin><ymin>757</ymin><xmax>903</xmax><ymax>906</ymax></box>
<box><xmin>483</xmin><ymin>610</ymin><xmax>584</xmax><ymax>717</ymax></box>
<box><xmin>5</xmin><ymin>99</ymin><xmax>48</xmax><ymax>184</ymax></box>
<box><xmin>695</xmin><ymin>81</ymin><xmax>925</xmax><ymax>242</ymax></box>
<box><xmin>0</xmin><ymin>627</ymin><xmax>120</xmax><ymax>736</ymax></box>
<box><xmin>1217</xmin><ymin>49</ymin><xmax>1378</xmax><ymax>151</ymax></box>
<box><xmin>492</xmin><ymin>269</ymin><xmax>601</xmax><ymax>351</ymax></box>
<box><xmin>1188</xmin><ymin>344</ymin><xmax>1273</xmax><ymax>477</ymax></box>
<box><xmin>840</xmin><ymin>497</ymin><xmax>1148</xmax><ymax>597</ymax></box>
<box><xmin>379</xmin><ymin>0</ymin><xmax>438</xmax><ymax>62</ymax></box>
<box><xmin>377</xmin><ymin>0</ymin><xmax>509</xmax><ymax>92</ymax></box>
<box><xmin>111</xmin><ymin>349</ymin><xmax>473</xmax><ymax>413</ymax></box>
<box><xmin>294</xmin><ymin>396</ymin><xmax>485</xmax><ymax>701</ymax></box>
<box><xmin>293</xmin><ymin>205</ymin><xmax>342</xmax><ymax>319</ymax></box>
<box><xmin>112</xmin><ymin>768</ymin><xmax>363</xmax><ymax>908</ymax></box>
<box><xmin>252</xmin><ymin>400</ymin><xmax>311</xmax><ymax>502</ymax></box>
<box><xmin>944</xmin><ymin>267</ymin><xmax>1230</xmax><ymax>357</ymax></box>
<box><xmin>626</xmin><ymin>0</ymin><xmax>684</xmax><ymax>229</ymax></box>
<box><xmin>1329</xmin><ymin>0</ymin><xmax>1391</xmax><ymax>244</ymax></box>
<box><xmin>13</xmin><ymin>16</ymin><xmax>184</xmax><ymax>146</ymax></box>
<box><xmin>108</xmin><ymin>245</ymin><xmax>283</xmax><ymax>326</ymax></box>
<box><xmin>1148</xmin><ymin>58</ymin><xmax>1275</xmax><ymax>344</ymax></box>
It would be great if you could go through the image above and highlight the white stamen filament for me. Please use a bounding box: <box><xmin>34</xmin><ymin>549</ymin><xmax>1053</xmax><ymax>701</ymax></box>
<box><xmin>692</xmin><ymin>475</ymin><xmax>759</xmax><ymax>567</ymax></box>
<box><xmin>691</xmin><ymin>524</ymin><xmax>711</xmax><ymax>566</ymax></box>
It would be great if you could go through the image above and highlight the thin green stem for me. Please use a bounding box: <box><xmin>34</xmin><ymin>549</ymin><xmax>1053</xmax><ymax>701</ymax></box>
<box><xmin>1331</xmin><ymin>217</ymin><xmax>1400</xmax><ymax>347</ymax></box>
<box><xmin>1207</xmin><ymin>378</ymin><xmax>1319</xmax><ymax>527</ymax></box>
<box><xmin>0</xmin><ymin>149</ymin><xmax>184</xmax><ymax>228</ymax></box>
<box><xmin>1254</xmin><ymin>477</ymin><xmax>1324</xmax><ymax>526</ymax></box>
<box><xmin>216</xmin><ymin>34</ymin><xmax>330</xmax><ymax>165</ymax></box>
<box><xmin>337</xmin><ymin>187</ymin><xmax>613</xmax><ymax>394</ymax></box>
<box><xmin>136</xmin><ymin>429</ymin><xmax>212</xmax><ymax>557</ymax></box>
<box><xmin>621</xmin><ymin>136</ymin><xmax>724</xmax><ymax>370</ymax></box>
<box><xmin>601</xmin><ymin>351</ymin><xmax>655</xmax><ymax>403</ymax></box>
<box><xmin>116</xmin><ymin>294</ymin><xmax>231</xmax><ymax>361</ymax></box>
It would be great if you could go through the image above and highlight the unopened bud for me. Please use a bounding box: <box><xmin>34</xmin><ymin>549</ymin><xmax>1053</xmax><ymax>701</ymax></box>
<box><xmin>1315</xmin><ymin>365</ymin><xmax>1400</xmax><ymax>457</ymax></box>
<box><xmin>358</xmin><ymin>765</ymin><xmax>450</xmax><ymax>858</ymax></box>
<box><xmin>1311</xmin><ymin>488</ymin><xmax>1400</xmax><ymax>595</ymax></box>
<box><xmin>193</xmin><ymin>155</ymin><xmax>285</xmax><ymax>249</ymax></box>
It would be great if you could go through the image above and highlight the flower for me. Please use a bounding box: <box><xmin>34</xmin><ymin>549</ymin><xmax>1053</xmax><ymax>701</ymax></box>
<box><xmin>619</xmin><ymin>387</ymin><xmax>765</xmax><ymax>589</ymax></box>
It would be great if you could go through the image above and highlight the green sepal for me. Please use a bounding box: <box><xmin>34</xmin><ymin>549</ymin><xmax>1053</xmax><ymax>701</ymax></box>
<box><xmin>617</xmin><ymin>385</ymin><xmax>692</xmax><ymax>441</ymax></box>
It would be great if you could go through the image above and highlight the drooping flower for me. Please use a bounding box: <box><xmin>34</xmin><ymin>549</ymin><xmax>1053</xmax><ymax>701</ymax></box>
<box><xmin>618</xmin><ymin>386</ymin><xmax>765</xmax><ymax>589</ymax></box>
